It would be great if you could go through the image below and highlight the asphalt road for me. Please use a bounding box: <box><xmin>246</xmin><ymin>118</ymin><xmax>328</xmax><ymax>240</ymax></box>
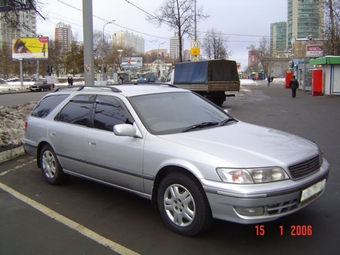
<box><xmin>0</xmin><ymin>82</ymin><xmax>339</xmax><ymax>255</ymax></box>
<box><xmin>0</xmin><ymin>90</ymin><xmax>49</xmax><ymax>107</ymax></box>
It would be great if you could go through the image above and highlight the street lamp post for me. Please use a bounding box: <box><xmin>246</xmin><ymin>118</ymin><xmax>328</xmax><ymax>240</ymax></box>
<box><xmin>102</xmin><ymin>20</ymin><xmax>115</xmax><ymax>79</ymax></box>
<box><xmin>157</xmin><ymin>42</ymin><xmax>165</xmax><ymax>78</ymax></box>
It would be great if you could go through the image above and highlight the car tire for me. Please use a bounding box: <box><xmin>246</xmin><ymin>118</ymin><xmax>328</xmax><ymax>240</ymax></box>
<box><xmin>157</xmin><ymin>172</ymin><xmax>213</xmax><ymax>236</ymax></box>
<box><xmin>40</xmin><ymin>144</ymin><xmax>67</xmax><ymax>185</ymax></box>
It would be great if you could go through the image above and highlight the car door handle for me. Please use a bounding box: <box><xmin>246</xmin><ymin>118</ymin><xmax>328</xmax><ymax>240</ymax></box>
<box><xmin>49</xmin><ymin>131</ymin><xmax>56</xmax><ymax>136</ymax></box>
<box><xmin>88</xmin><ymin>141</ymin><xmax>97</xmax><ymax>146</ymax></box>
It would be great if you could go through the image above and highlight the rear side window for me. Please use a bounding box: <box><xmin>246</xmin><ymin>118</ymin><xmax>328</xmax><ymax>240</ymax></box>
<box><xmin>55</xmin><ymin>94</ymin><xmax>95</xmax><ymax>126</ymax></box>
<box><xmin>31</xmin><ymin>94</ymin><xmax>69</xmax><ymax>118</ymax></box>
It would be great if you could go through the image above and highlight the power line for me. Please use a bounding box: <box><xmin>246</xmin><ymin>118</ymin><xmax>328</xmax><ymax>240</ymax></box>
<box><xmin>54</xmin><ymin>0</ymin><xmax>268</xmax><ymax>42</ymax></box>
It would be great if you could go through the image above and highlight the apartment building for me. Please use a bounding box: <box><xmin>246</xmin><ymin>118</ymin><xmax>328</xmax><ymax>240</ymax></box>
<box><xmin>287</xmin><ymin>0</ymin><xmax>324</xmax><ymax>49</ymax></box>
<box><xmin>54</xmin><ymin>22</ymin><xmax>72</xmax><ymax>53</ymax></box>
<box><xmin>0</xmin><ymin>2</ymin><xmax>36</xmax><ymax>47</ymax></box>
<box><xmin>113</xmin><ymin>30</ymin><xmax>145</xmax><ymax>55</ymax></box>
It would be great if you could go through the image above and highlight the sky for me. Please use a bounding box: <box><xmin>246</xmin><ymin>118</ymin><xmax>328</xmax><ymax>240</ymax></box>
<box><xmin>36</xmin><ymin>0</ymin><xmax>288</xmax><ymax>70</ymax></box>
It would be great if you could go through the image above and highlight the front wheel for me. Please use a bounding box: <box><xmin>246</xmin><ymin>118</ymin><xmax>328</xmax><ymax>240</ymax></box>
<box><xmin>40</xmin><ymin>144</ymin><xmax>67</xmax><ymax>185</ymax></box>
<box><xmin>157</xmin><ymin>172</ymin><xmax>213</xmax><ymax>236</ymax></box>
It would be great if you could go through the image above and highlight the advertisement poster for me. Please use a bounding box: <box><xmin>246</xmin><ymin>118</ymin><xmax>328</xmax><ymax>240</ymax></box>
<box><xmin>121</xmin><ymin>57</ymin><xmax>143</xmax><ymax>69</ymax></box>
<box><xmin>12</xmin><ymin>37</ymin><xmax>49</xmax><ymax>60</ymax></box>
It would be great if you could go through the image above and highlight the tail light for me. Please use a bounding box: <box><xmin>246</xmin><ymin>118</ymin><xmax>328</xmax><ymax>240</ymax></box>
<box><xmin>25</xmin><ymin>121</ymin><xmax>28</xmax><ymax>132</ymax></box>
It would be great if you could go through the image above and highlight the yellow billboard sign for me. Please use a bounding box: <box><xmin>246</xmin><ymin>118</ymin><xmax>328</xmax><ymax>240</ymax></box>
<box><xmin>12</xmin><ymin>37</ymin><xmax>49</xmax><ymax>60</ymax></box>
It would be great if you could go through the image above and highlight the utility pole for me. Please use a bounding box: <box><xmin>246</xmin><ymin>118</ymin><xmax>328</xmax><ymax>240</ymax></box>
<box><xmin>83</xmin><ymin>0</ymin><xmax>94</xmax><ymax>85</ymax></box>
<box><xmin>194</xmin><ymin>0</ymin><xmax>197</xmax><ymax>41</ymax></box>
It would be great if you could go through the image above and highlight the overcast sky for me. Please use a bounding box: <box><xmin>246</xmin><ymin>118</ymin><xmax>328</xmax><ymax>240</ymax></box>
<box><xmin>37</xmin><ymin>0</ymin><xmax>288</xmax><ymax>69</ymax></box>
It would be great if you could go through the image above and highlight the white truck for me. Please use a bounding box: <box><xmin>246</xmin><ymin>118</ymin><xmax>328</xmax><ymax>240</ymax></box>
<box><xmin>164</xmin><ymin>59</ymin><xmax>240</xmax><ymax>106</ymax></box>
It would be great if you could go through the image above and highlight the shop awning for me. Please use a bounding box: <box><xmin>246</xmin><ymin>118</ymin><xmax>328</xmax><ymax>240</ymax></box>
<box><xmin>309</xmin><ymin>56</ymin><xmax>340</xmax><ymax>65</ymax></box>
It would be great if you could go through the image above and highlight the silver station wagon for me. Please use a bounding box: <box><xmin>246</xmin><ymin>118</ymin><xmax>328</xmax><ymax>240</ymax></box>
<box><xmin>23</xmin><ymin>85</ymin><xmax>330</xmax><ymax>236</ymax></box>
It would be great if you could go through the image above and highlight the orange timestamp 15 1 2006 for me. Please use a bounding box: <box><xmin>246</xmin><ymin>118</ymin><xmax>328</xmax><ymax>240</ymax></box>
<box><xmin>255</xmin><ymin>225</ymin><xmax>313</xmax><ymax>236</ymax></box>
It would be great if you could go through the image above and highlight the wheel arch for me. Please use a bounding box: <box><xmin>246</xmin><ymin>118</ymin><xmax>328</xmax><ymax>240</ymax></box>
<box><xmin>36</xmin><ymin>141</ymin><xmax>54</xmax><ymax>168</ymax></box>
<box><xmin>151</xmin><ymin>165</ymin><xmax>205</xmax><ymax>208</ymax></box>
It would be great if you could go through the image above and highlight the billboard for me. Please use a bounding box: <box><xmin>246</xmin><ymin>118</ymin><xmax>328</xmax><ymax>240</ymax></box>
<box><xmin>306</xmin><ymin>45</ymin><xmax>323</xmax><ymax>58</ymax></box>
<box><xmin>12</xmin><ymin>37</ymin><xmax>49</xmax><ymax>60</ymax></box>
<box><xmin>121</xmin><ymin>57</ymin><xmax>143</xmax><ymax>69</ymax></box>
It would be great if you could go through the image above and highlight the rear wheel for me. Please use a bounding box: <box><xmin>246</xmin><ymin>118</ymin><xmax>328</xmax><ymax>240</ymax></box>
<box><xmin>40</xmin><ymin>144</ymin><xmax>67</xmax><ymax>185</ymax></box>
<box><xmin>157</xmin><ymin>172</ymin><xmax>213</xmax><ymax>236</ymax></box>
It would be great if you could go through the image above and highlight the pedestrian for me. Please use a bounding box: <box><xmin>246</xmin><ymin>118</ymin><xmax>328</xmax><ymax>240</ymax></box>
<box><xmin>67</xmin><ymin>76</ymin><xmax>73</xmax><ymax>87</ymax></box>
<box><xmin>289</xmin><ymin>75</ymin><xmax>299</xmax><ymax>98</ymax></box>
<box><xmin>119</xmin><ymin>75</ymin><xmax>124</xmax><ymax>83</ymax></box>
<box><xmin>267</xmin><ymin>76</ymin><xmax>271</xmax><ymax>86</ymax></box>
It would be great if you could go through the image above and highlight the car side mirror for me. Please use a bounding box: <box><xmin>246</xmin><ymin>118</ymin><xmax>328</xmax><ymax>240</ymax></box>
<box><xmin>114</xmin><ymin>124</ymin><xmax>137</xmax><ymax>137</ymax></box>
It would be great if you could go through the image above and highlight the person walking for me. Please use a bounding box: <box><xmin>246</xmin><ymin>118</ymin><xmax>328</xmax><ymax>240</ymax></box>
<box><xmin>267</xmin><ymin>76</ymin><xmax>271</xmax><ymax>86</ymax></box>
<box><xmin>289</xmin><ymin>75</ymin><xmax>299</xmax><ymax>98</ymax></box>
<box><xmin>67</xmin><ymin>76</ymin><xmax>73</xmax><ymax>87</ymax></box>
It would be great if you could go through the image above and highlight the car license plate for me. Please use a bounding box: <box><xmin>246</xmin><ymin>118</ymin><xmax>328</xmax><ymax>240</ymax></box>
<box><xmin>300</xmin><ymin>179</ymin><xmax>326</xmax><ymax>203</ymax></box>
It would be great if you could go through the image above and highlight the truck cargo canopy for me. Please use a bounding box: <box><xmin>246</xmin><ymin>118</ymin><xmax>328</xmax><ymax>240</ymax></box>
<box><xmin>173</xmin><ymin>59</ymin><xmax>239</xmax><ymax>84</ymax></box>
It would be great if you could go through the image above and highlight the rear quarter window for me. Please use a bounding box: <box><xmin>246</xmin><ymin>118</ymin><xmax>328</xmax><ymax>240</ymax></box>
<box><xmin>54</xmin><ymin>94</ymin><xmax>95</xmax><ymax>127</ymax></box>
<box><xmin>31</xmin><ymin>94</ymin><xmax>69</xmax><ymax>118</ymax></box>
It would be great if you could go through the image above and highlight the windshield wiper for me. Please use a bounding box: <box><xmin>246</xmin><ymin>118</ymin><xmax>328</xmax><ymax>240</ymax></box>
<box><xmin>218</xmin><ymin>117</ymin><xmax>237</xmax><ymax>126</ymax></box>
<box><xmin>182</xmin><ymin>122</ymin><xmax>219</xmax><ymax>132</ymax></box>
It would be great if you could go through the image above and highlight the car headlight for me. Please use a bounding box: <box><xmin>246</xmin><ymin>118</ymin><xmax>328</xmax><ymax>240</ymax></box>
<box><xmin>216</xmin><ymin>167</ymin><xmax>289</xmax><ymax>184</ymax></box>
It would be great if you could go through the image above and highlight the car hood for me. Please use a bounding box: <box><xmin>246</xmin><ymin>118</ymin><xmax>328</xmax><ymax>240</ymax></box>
<box><xmin>160</xmin><ymin>121</ymin><xmax>318</xmax><ymax>168</ymax></box>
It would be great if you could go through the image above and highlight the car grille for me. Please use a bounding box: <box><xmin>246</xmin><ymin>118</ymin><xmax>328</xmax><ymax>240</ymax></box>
<box><xmin>288</xmin><ymin>155</ymin><xmax>320</xmax><ymax>180</ymax></box>
<box><xmin>266</xmin><ymin>199</ymin><xmax>299</xmax><ymax>215</ymax></box>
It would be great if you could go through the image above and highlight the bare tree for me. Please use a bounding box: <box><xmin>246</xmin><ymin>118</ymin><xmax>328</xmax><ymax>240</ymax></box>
<box><xmin>247</xmin><ymin>37</ymin><xmax>273</xmax><ymax>79</ymax></box>
<box><xmin>203</xmin><ymin>28</ymin><xmax>229</xmax><ymax>60</ymax></box>
<box><xmin>146</xmin><ymin>0</ymin><xmax>208</xmax><ymax>62</ymax></box>
<box><xmin>0</xmin><ymin>42</ymin><xmax>17</xmax><ymax>78</ymax></box>
<box><xmin>323</xmin><ymin>0</ymin><xmax>340</xmax><ymax>55</ymax></box>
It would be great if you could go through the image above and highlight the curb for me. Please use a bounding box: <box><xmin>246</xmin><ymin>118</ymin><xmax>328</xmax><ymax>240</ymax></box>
<box><xmin>0</xmin><ymin>146</ymin><xmax>25</xmax><ymax>164</ymax></box>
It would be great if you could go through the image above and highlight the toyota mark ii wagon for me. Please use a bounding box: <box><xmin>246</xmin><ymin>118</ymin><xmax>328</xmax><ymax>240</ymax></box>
<box><xmin>23</xmin><ymin>85</ymin><xmax>330</xmax><ymax>236</ymax></box>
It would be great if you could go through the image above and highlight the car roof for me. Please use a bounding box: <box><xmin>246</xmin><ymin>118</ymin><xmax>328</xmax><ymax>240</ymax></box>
<box><xmin>53</xmin><ymin>84</ymin><xmax>187</xmax><ymax>98</ymax></box>
<box><xmin>113</xmin><ymin>84</ymin><xmax>187</xmax><ymax>97</ymax></box>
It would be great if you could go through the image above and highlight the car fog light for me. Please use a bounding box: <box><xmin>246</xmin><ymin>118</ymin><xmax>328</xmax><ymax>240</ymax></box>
<box><xmin>235</xmin><ymin>206</ymin><xmax>264</xmax><ymax>216</ymax></box>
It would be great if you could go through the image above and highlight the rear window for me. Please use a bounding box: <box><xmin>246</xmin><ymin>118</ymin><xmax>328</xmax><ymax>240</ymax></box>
<box><xmin>31</xmin><ymin>94</ymin><xmax>69</xmax><ymax>118</ymax></box>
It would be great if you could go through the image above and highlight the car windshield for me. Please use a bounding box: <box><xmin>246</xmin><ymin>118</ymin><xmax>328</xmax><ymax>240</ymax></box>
<box><xmin>129</xmin><ymin>91</ymin><xmax>234</xmax><ymax>135</ymax></box>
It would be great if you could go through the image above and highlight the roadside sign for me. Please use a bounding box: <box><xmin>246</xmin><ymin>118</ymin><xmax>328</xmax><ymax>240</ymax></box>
<box><xmin>190</xmin><ymin>40</ymin><xmax>200</xmax><ymax>56</ymax></box>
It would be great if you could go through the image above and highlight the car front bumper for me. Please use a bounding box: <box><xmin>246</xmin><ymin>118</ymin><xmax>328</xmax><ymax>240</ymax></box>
<box><xmin>202</xmin><ymin>159</ymin><xmax>330</xmax><ymax>224</ymax></box>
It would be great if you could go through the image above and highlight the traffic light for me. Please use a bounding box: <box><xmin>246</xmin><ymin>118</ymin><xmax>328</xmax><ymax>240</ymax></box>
<box><xmin>47</xmin><ymin>65</ymin><xmax>53</xmax><ymax>75</ymax></box>
<box><xmin>104</xmin><ymin>66</ymin><xmax>107</xmax><ymax>73</ymax></box>
<box><xmin>98</xmin><ymin>66</ymin><xmax>102</xmax><ymax>73</ymax></box>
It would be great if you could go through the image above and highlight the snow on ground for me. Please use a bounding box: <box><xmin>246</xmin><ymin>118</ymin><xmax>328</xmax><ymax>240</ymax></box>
<box><xmin>0</xmin><ymin>101</ymin><xmax>37</xmax><ymax>150</ymax></box>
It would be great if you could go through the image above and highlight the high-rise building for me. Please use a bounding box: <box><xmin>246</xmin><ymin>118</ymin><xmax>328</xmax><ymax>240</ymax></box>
<box><xmin>55</xmin><ymin>22</ymin><xmax>72</xmax><ymax>52</ymax></box>
<box><xmin>270</xmin><ymin>22</ymin><xmax>287</xmax><ymax>55</ymax></box>
<box><xmin>287</xmin><ymin>0</ymin><xmax>324</xmax><ymax>49</ymax></box>
<box><xmin>169</xmin><ymin>34</ymin><xmax>183</xmax><ymax>59</ymax></box>
<box><xmin>113</xmin><ymin>31</ymin><xmax>145</xmax><ymax>54</ymax></box>
<box><xmin>0</xmin><ymin>3</ymin><xmax>36</xmax><ymax>47</ymax></box>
